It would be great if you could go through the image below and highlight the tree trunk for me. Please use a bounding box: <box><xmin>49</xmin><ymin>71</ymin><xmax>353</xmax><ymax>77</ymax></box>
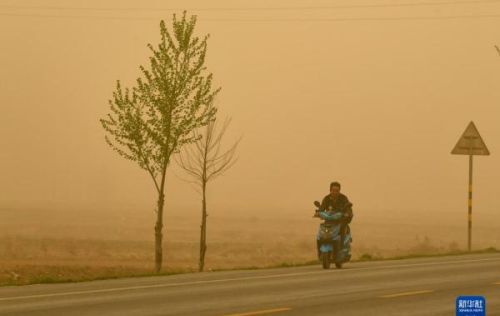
<box><xmin>155</xmin><ymin>191</ymin><xmax>165</xmax><ymax>273</ymax></box>
<box><xmin>199</xmin><ymin>181</ymin><xmax>207</xmax><ymax>272</ymax></box>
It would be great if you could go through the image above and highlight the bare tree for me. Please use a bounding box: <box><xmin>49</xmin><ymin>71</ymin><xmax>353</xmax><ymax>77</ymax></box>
<box><xmin>100</xmin><ymin>13</ymin><xmax>219</xmax><ymax>273</ymax></box>
<box><xmin>177</xmin><ymin>118</ymin><xmax>240</xmax><ymax>271</ymax></box>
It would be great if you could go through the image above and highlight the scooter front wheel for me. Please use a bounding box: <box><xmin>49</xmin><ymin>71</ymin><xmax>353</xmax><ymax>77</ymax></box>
<box><xmin>321</xmin><ymin>253</ymin><xmax>331</xmax><ymax>269</ymax></box>
<box><xmin>335</xmin><ymin>262</ymin><xmax>342</xmax><ymax>269</ymax></box>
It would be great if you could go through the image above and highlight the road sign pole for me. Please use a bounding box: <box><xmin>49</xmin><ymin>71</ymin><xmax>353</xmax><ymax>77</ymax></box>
<box><xmin>468</xmin><ymin>154</ymin><xmax>473</xmax><ymax>252</ymax></box>
<box><xmin>452</xmin><ymin>121</ymin><xmax>489</xmax><ymax>252</ymax></box>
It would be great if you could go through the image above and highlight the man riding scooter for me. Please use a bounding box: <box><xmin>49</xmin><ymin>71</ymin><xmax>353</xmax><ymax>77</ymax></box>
<box><xmin>316</xmin><ymin>181</ymin><xmax>353</xmax><ymax>260</ymax></box>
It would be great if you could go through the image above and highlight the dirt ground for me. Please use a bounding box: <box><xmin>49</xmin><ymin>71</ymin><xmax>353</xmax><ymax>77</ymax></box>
<box><xmin>1</xmin><ymin>207</ymin><xmax>498</xmax><ymax>285</ymax></box>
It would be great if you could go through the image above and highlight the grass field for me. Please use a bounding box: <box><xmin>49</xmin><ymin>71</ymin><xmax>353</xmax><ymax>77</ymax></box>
<box><xmin>1</xmin><ymin>207</ymin><xmax>499</xmax><ymax>286</ymax></box>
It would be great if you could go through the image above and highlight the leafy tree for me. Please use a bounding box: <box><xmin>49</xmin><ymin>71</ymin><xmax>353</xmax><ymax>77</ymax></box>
<box><xmin>101</xmin><ymin>12</ymin><xmax>219</xmax><ymax>272</ymax></box>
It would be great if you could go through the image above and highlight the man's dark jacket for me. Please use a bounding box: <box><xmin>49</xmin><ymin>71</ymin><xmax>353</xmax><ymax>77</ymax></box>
<box><xmin>320</xmin><ymin>193</ymin><xmax>353</xmax><ymax>225</ymax></box>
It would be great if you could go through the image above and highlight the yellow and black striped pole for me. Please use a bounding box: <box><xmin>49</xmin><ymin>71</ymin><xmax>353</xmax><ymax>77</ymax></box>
<box><xmin>452</xmin><ymin>121</ymin><xmax>490</xmax><ymax>252</ymax></box>
<box><xmin>468</xmin><ymin>154</ymin><xmax>473</xmax><ymax>252</ymax></box>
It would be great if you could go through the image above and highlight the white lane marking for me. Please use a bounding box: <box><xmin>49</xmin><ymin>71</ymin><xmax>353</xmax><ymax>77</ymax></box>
<box><xmin>223</xmin><ymin>307</ymin><xmax>291</xmax><ymax>316</ymax></box>
<box><xmin>1</xmin><ymin>256</ymin><xmax>499</xmax><ymax>302</ymax></box>
<box><xmin>380</xmin><ymin>289</ymin><xmax>434</xmax><ymax>298</ymax></box>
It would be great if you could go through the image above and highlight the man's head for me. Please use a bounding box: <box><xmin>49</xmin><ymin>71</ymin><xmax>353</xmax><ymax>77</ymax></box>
<box><xmin>330</xmin><ymin>181</ymin><xmax>341</xmax><ymax>197</ymax></box>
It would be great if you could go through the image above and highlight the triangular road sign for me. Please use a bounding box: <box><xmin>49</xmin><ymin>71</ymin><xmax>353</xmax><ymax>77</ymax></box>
<box><xmin>451</xmin><ymin>121</ymin><xmax>490</xmax><ymax>156</ymax></box>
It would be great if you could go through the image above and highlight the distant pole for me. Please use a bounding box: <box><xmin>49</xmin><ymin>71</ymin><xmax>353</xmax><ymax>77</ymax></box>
<box><xmin>468</xmin><ymin>154</ymin><xmax>473</xmax><ymax>252</ymax></box>
<box><xmin>451</xmin><ymin>121</ymin><xmax>489</xmax><ymax>252</ymax></box>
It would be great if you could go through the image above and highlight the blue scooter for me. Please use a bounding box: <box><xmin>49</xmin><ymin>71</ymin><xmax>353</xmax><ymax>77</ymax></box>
<box><xmin>313</xmin><ymin>201</ymin><xmax>352</xmax><ymax>269</ymax></box>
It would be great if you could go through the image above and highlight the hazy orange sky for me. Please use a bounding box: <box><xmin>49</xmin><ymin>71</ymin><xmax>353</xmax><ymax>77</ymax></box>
<box><xmin>1</xmin><ymin>0</ymin><xmax>500</xmax><ymax>225</ymax></box>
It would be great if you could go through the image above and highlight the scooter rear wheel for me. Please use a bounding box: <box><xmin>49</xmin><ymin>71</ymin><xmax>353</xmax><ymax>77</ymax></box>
<box><xmin>321</xmin><ymin>253</ymin><xmax>331</xmax><ymax>269</ymax></box>
<box><xmin>335</xmin><ymin>262</ymin><xmax>342</xmax><ymax>269</ymax></box>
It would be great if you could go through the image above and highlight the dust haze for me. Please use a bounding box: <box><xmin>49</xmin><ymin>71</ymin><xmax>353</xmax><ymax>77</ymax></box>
<box><xmin>1</xmin><ymin>0</ymin><xmax>500</xmax><ymax>271</ymax></box>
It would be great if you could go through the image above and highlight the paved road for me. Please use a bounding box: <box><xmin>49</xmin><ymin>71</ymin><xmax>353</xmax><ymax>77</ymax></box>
<box><xmin>1</xmin><ymin>253</ymin><xmax>499</xmax><ymax>316</ymax></box>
